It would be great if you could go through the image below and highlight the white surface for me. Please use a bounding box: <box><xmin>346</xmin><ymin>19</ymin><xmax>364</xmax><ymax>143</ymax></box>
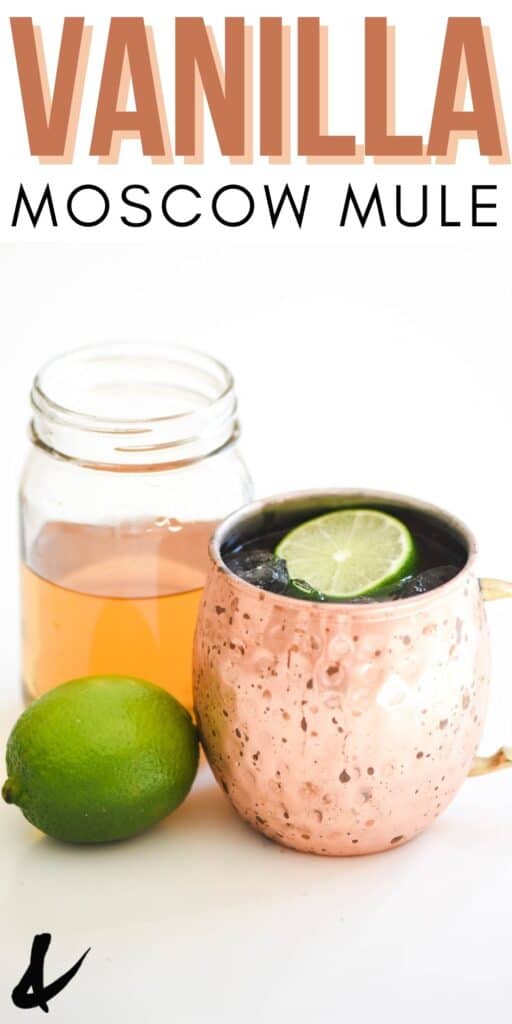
<box><xmin>1</xmin><ymin>712</ymin><xmax>512</xmax><ymax>1024</ymax></box>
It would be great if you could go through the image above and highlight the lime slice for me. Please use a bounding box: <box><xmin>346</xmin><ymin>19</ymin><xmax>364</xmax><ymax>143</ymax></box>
<box><xmin>275</xmin><ymin>509</ymin><xmax>416</xmax><ymax>599</ymax></box>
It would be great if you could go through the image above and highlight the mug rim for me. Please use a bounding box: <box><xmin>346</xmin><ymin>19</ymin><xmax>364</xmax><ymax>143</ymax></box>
<box><xmin>209</xmin><ymin>488</ymin><xmax>478</xmax><ymax>615</ymax></box>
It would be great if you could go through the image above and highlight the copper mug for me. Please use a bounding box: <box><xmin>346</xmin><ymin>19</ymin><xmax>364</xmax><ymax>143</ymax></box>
<box><xmin>193</xmin><ymin>490</ymin><xmax>512</xmax><ymax>856</ymax></box>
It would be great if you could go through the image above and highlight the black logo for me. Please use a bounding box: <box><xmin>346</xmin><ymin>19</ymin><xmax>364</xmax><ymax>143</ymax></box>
<box><xmin>12</xmin><ymin>933</ymin><xmax>90</xmax><ymax>1013</ymax></box>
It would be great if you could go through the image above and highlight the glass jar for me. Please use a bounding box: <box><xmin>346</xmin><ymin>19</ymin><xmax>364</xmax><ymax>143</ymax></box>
<box><xmin>20</xmin><ymin>342</ymin><xmax>253</xmax><ymax>710</ymax></box>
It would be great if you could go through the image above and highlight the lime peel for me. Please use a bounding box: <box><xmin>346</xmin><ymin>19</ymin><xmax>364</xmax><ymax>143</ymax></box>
<box><xmin>2</xmin><ymin>778</ymin><xmax>21</xmax><ymax>805</ymax></box>
<box><xmin>2</xmin><ymin>675</ymin><xmax>199</xmax><ymax>844</ymax></box>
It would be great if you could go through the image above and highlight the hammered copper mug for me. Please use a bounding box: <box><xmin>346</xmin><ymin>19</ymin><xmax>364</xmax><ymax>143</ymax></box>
<box><xmin>193</xmin><ymin>490</ymin><xmax>512</xmax><ymax>856</ymax></box>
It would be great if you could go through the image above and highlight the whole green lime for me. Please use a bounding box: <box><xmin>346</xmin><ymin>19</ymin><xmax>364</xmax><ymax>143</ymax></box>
<box><xmin>2</xmin><ymin>675</ymin><xmax>199</xmax><ymax>843</ymax></box>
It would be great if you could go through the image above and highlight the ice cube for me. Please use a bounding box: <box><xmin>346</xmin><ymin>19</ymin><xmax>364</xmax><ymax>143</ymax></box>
<box><xmin>397</xmin><ymin>565</ymin><xmax>459</xmax><ymax>598</ymax></box>
<box><xmin>287</xmin><ymin>578</ymin><xmax>325</xmax><ymax>602</ymax></box>
<box><xmin>225</xmin><ymin>548</ymin><xmax>290</xmax><ymax>594</ymax></box>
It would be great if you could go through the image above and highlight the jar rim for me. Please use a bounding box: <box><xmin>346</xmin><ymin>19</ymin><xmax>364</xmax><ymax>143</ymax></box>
<box><xmin>30</xmin><ymin>341</ymin><xmax>239</xmax><ymax>467</ymax></box>
<box><xmin>31</xmin><ymin>341</ymin><xmax>235</xmax><ymax>429</ymax></box>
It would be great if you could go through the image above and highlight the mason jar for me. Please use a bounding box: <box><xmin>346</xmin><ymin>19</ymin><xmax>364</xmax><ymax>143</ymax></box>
<box><xmin>20</xmin><ymin>342</ymin><xmax>254</xmax><ymax>710</ymax></box>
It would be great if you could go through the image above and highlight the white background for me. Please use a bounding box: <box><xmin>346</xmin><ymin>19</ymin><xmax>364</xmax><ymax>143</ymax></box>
<box><xmin>2</xmin><ymin>0</ymin><xmax>512</xmax><ymax>1020</ymax></box>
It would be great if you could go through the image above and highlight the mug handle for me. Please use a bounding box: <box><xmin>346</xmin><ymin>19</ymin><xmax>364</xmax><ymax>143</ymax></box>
<box><xmin>469</xmin><ymin>578</ymin><xmax>512</xmax><ymax>777</ymax></box>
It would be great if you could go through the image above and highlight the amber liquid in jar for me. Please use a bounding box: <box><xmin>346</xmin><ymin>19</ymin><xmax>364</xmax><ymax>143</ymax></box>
<box><xmin>22</xmin><ymin>518</ymin><xmax>216</xmax><ymax>710</ymax></box>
